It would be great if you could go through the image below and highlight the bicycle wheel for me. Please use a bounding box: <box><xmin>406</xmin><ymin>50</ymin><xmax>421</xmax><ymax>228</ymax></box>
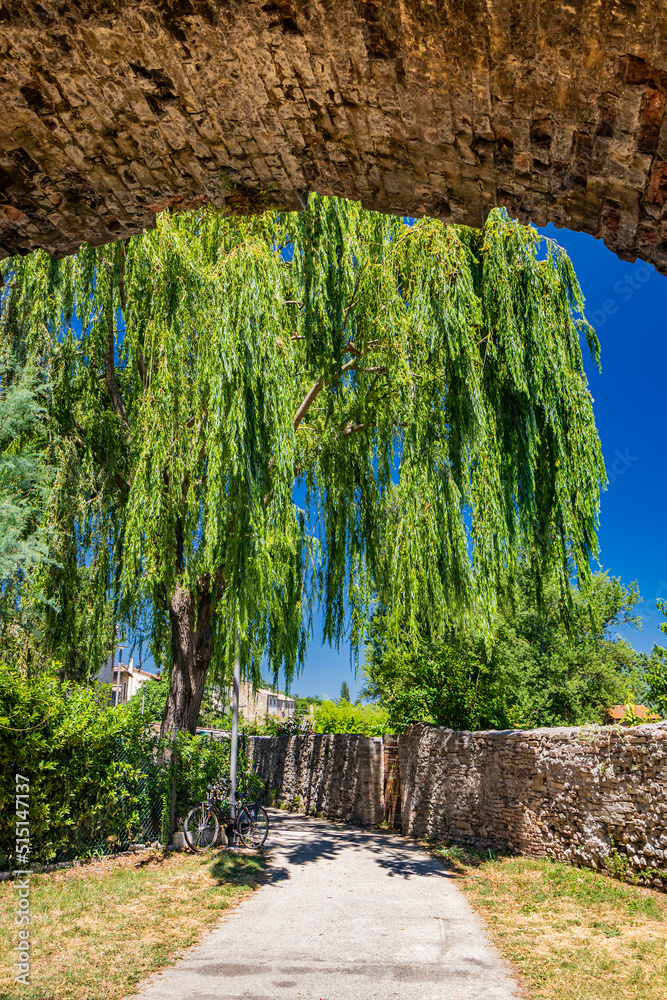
<box><xmin>237</xmin><ymin>804</ymin><xmax>269</xmax><ymax>848</ymax></box>
<box><xmin>183</xmin><ymin>804</ymin><xmax>219</xmax><ymax>852</ymax></box>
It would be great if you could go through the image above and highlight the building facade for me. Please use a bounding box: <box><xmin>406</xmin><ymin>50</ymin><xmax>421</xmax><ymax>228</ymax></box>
<box><xmin>97</xmin><ymin>649</ymin><xmax>158</xmax><ymax>706</ymax></box>
<box><xmin>237</xmin><ymin>680</ymin><xmax>295</xmax><ymax>723</ymax></box>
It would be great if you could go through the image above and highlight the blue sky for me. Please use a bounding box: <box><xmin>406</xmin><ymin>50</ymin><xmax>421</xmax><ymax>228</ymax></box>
<box><xmin>542</xmin><ymin>224</ymin><xmax>667</xmax><ymax>654</ymax></box>
<box><xmin>137</xmin><ymin>222</ymin><xmax>667</xmax><ymax>701</ymax></box>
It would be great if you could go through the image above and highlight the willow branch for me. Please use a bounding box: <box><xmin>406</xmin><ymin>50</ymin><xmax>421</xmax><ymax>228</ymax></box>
<box><xmin>341</xmin><ymin>421</ymin><xmax>369</xmax><ymax>437</ymax></box>
<box><xmin>137</xmin><ymin>350</ymin><xmax>149</xmax><ymax>392</ymax></box>
<box><xmin>292</xmin><ymin>271</ymin><xmax>364</xmax><ymax>431</ymax></box>
<box><xmin>293</xmin><ymin>356</ymin><xmax>359</xmax><ymax>432</ymax></box>
<box><xmin>117</xmin><ymin>243</ymin><xmax>128</xmax><ymax>313</ymax></box>
<box><xmin>156</xmin><ymin>582</ymin><xmax>169</xmax><ymax>613</ymax></box>
<box><xmin>105</xmin><ymin>313</ymin><xmax>129</xmax><ymax>430</ymax></box>
<box><xmin>193</xmin><ymin>561</ymin><xmax>227</xmax><ymax>607</ymax></box>
<box><xmin>212</xmin><ymin>565</ymin><xmax>226</xmax><ymax>602</ymax></box>
<box><xmin>294</xmin><ymin>379</ymin><xmax>324</xmax><ymax>432</ymax></box>
<box><xmin>342</xmin><ymin>271</ymin><xmax>362</xmax><ymax>332</ymax></box>
<box><xmin>70</xmin><ymin>412</ymin><xmax>130</xmax><ymax>492</ymax></box>
<box><xmin>114</xmin><ymin>471</ymin><xmax>131</xmax><ymax>494</ymax></box>
<box><xmin>175</xmin><ymin>516</ymin><xmax>184</xmax><ymax>574</ymax></box>
<box><xmin>365</xmin><ymin>370</ymin><xmax>387</xmax><ymax>400</ymax></box>
<box><xmin>185</xmin><ymin>407</ymin><xmax>208</xmax><ymax>431</ymax></box>
<box><xmin>118</xmin><ymin>242</ymin><xmax>149</xmax><ymax>392</ymax></box>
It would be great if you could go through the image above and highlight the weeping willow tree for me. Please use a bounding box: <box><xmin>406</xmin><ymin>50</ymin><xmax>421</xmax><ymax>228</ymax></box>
<box><xmin>0</xmin><ymin>196</ymin><xmax>605</xmax><ymax>734</ymax></box>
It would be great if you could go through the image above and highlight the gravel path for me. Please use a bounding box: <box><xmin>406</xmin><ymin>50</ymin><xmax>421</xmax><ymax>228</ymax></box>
<box><xmin>132</xmin><ymin>809</ymin><xmax>522</xmax><ymax>1000</ymax></box>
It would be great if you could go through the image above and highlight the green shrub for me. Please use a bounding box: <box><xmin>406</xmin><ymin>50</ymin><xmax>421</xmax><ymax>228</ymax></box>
<box><xmin>313</xmin><ymin>700</ymin><xmax>391</xmax><ymax>736</ymax></box>
<box><xmin>0</xmin><ymin>665</ymin><xmax>257</xmax><ymax>869</ymax></box>
<box><xmin>165</xmin><ymin>730</ymin><xmax>262</xmax><ymax>823</ymax></box>
<box><xmin>0</xmin><ymin>664</ymin><xmax>146</xmax><ymax>867</ymax></box>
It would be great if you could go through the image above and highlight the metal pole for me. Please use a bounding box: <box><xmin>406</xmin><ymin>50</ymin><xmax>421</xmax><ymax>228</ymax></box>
<box><xmin>115</xmin><ymin>655</ymin><xmax>121</xmax><ymax>708</ymax></box>
<box><xmin>229</xmin><ymin>630</ymin><xmax>241</xmax><ymax>823</ymax></box>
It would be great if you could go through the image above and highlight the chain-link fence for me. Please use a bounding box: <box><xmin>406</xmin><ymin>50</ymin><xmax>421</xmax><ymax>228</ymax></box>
<box><xmin>107</xmin><ymin>736</ymin><xmax>165</xmax><ymax>850</ymax></box>
<box><xmin>1</xmin><ymin>728</ymin><xmax>259</xmax><ymax>871</ymax></box>
<box><xmin>58</xmin><ymin>730</ymin><xmax>255</xmax><ymax>861</ymax></box>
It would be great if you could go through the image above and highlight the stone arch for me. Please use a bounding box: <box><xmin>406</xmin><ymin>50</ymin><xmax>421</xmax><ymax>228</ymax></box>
<box><xmin>1</xmin><ymin>0</ymin><xmax>667</xmax><ymax>271</ymax></box>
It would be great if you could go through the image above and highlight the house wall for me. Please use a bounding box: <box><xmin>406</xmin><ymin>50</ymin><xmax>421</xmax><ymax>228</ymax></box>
<box><xmin>97</xmin><ymin>653</ymin><xmax>115</xmax><ymax>687</ymax></box>
<box><xmin>97</xmin><ymin>654</ymin><xmax>155</xmax><ymax>705</ymax></box>
<box><xmin>239</xmin><ymin>681</ymin><xmax>296</xmax><ymax>722</ymax></box>
<box><xmin>247</xmin><ymin>721</ymin><xmax>667</xmax><ymax>888</ymax></box>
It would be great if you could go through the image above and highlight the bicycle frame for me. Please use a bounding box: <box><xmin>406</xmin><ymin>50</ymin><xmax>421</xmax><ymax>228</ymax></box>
<box><xmin>184</xmin><ymin>783</ymin><xmax>268</xmax><ymax>851</ymax></box>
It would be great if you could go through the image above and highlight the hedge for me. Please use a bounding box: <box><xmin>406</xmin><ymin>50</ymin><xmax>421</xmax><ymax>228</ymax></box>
<box><xmin>0</xmin><ymin>665</ymin><xmax>255</xmax><ymax>869</ymax></box>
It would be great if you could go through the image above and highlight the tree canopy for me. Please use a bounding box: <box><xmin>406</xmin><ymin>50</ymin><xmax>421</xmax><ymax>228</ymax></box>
<box><xmin>362</xmin><ymin>570</ymin><xmax>647</xmax><ymax>731</ymax></box>
<box><xmin>0</xmin><ymin>196</ymin><xmax>605</xmax><ymax>731</ymax></box>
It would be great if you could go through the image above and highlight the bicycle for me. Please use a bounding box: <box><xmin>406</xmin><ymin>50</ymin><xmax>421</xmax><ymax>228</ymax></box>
<box><xmin>183</xmin><ymin>778</ymin><xmax>269</xmax><ymax>851</ymax></box>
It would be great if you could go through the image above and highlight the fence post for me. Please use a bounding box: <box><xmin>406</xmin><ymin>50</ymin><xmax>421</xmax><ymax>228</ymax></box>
<box><xmin>168</xmin><ymin>731</ymin><xmax>179</xmax><ymax>839</ymax></box>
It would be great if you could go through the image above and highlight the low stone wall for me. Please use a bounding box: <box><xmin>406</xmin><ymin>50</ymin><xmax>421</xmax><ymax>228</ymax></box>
<box><xmin>248</xmin><ymin>721</ymin><xmax>667</xmax><ymax>887</ymax></box>
<box><xmin>247</xmin><ymin>732</ymin><xmax>384</xmax><ymax>828</ymax></box>
<box><xmin>400</xmin><ymin>722</ymin><xmax>667</xmax><ymax>888</ymax></box>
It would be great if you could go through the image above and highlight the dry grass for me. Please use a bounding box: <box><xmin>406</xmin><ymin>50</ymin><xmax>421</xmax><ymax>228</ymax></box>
<box><xmin>0</xmin><ymin>848</ymin><xmax>266</xmax><ymax>1000</ymax></box>
<box><xmin>434</xmin><ymin>845</ymin><xmax>667</xmax><ymax>1000</ymax></box>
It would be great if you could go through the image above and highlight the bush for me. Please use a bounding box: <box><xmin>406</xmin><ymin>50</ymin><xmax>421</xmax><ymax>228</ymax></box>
<box><xmin>0</xmin><ymin>664</ymin><xmax>146</xmax><ymax>867</ymax></box>
<box><xmin>165</xmin><ymin>730</ymin><xmax>263</xmax><ymax>825</ymax></box>
<box><xmin>313</xmin><ymin>700</ymin><xmax>391</xmax><ymax>736</ymax></box>
<box><xmin>245</xmin><ymin>714</ymin><xmax>314</xmax><ymax>736</ymax></box>
<box><xmin>0</xmin><ymin>664</ymin><xmax>258</xmax><ymax>868</ymax></box>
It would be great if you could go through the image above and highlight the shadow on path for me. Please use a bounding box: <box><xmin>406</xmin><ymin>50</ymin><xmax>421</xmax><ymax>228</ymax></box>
<box><xmin>262</xmin><ymin>808</ymin><xmax>457</xmax><ymax>886</ymax></box>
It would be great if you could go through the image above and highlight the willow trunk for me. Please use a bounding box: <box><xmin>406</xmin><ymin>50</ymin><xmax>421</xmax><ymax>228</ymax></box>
<box><xmin>160</xmin><ymin>580</ymin><xmax>214</xmax><ymax>738</ymax></box>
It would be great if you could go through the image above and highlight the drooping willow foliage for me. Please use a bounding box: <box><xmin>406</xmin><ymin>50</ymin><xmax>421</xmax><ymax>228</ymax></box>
<box><xmin>0</xmin><ymin>363</ymin><xmax>50</xmax><ymax>583</ymax></box>
<box><xmin>0</xmin><ymin>196</ymin><xmax>605</xmax><ymax>692</ymax></box>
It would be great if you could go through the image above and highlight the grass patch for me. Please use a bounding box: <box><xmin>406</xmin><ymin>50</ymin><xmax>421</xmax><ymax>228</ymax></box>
<box><xmin>433</xmin><ymin>844</ymin><xmax>667</xmax><ymax>1000</ymax></box>
<box><xmin>0</xmin><ymin>848</ymin><xmax>266</xmax><ymax>1000</ymax></box>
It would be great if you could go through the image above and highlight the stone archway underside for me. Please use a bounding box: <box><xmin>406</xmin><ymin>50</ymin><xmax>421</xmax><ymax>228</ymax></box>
<box><xmin>2</xmin><ymin>0</ymin><xmax>667</xmax><ymax>270</ymax></box>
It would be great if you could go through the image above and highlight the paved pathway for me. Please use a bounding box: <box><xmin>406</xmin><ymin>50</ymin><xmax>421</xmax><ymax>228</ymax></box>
<box><xmin>134</xmin><ymin>810</ymin><xmax>522</xmax><ymax>1000</ymax></box>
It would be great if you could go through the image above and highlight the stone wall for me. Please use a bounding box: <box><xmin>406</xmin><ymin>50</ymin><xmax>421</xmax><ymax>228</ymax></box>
<box><xmin>3</xmin><ymin>1</ymin><xmax>667</xmax><ymax>273</ymax></box>
<box><xmin>248</xmin><ymin>732</ymin><xmax>384</xmax><ymax>828</ymax></box>
<box><xmin>249</xmin><ymin>721</ymin><xmax>667</xmax><ymax>887</ymax></box>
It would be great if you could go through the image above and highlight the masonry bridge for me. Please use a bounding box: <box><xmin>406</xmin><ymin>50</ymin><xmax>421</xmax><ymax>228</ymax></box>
<box><xmin>1</xmin><ymin>0</ymin><xmax>667</xmax><ymax>271</ymax></box>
